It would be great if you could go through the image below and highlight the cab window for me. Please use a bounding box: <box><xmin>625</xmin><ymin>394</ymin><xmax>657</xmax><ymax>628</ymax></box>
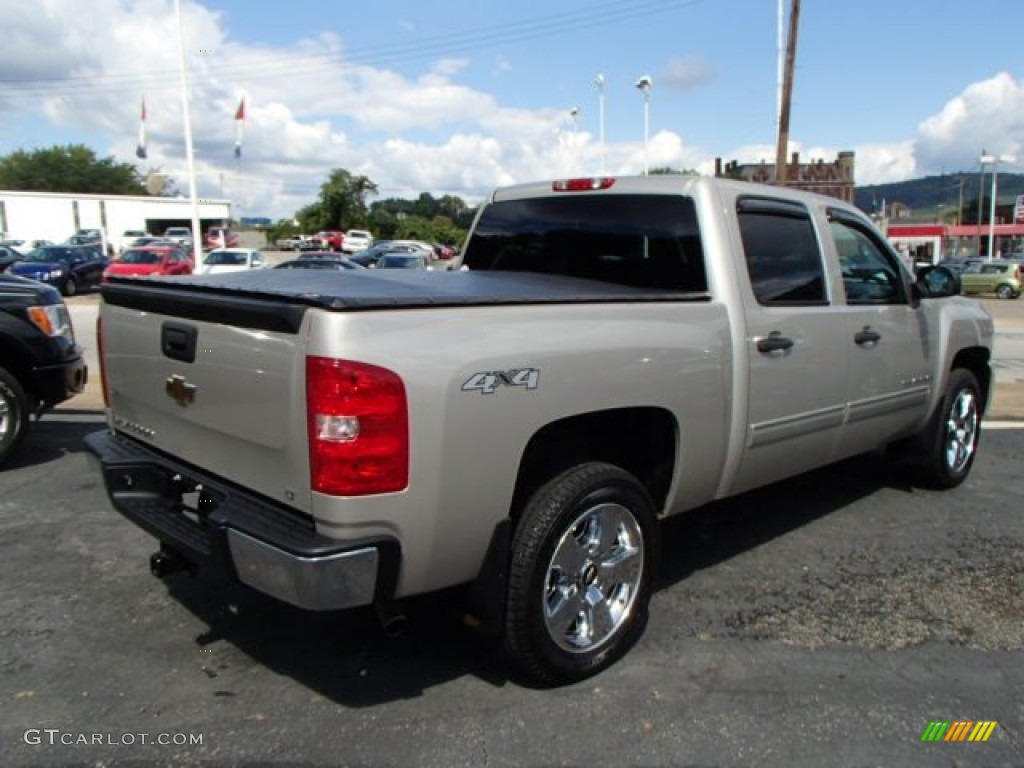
<box><xmin>829</xmin><ymin>211</ymin><xmax>906</xmax><ymax>304</ymax></box>
<box><xmin>736</xmin><ymin>197</ymin><xmax>827</xmax><ymax>305</ymax></box>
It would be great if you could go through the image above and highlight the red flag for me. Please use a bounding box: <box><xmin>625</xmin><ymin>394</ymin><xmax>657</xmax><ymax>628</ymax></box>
<box><xmin>234</xmin><ymin>97</ymin><xmax>246</xmax><ymax>121</ymax></box>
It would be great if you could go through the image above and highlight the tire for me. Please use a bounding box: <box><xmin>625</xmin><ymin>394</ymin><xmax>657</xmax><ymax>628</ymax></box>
<box><xmin>0</xmin><ymin>367</ymin><xmax>31</xmax><ymax>465</ymax></box>
<box><xmin>504</xmin><ymin>462</ymin><xmax>658</xmax><ymax>685</ymax></box>
<box><xmin>62</xmin><ymin>276</ymin><xmax>78</xmax><ymax>297</ymax></box>
<box><xmin>909</xmin><ymin>368</ymin><xmax>982</xmax><ymax>489</ymax></box>
<box><xmin>995</xmin><ymin>284</ymin><xmax>1013</xmax><ymax>299</ymax></box>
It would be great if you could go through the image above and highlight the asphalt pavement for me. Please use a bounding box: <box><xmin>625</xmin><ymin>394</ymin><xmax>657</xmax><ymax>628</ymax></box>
<box><xmin>1</xmin><ymin>415</ymin><xmax>1021</xmax><ymax>766</ymax></box>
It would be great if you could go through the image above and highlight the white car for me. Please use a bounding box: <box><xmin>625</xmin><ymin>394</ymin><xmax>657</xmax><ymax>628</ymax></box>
<box><xmin>5</xmin><ymin>238</ymin><xmax>55</xmax><ymax>255</ymax></box>
<box><xmin>118</xmin><ymin>229</ymin><xmax>148</xmax><ymax>254</ymax></box>
<box><xmin>341</xmin><ymin>229</ymin><xmax>374</xmax><ymax>254</ymax></box>
<box><xmin>195</xmin><ymin>248</ymin><xmax>266</xmax><ymax>275</ymax></box>
<box><xmin>163</xmin><ymin>227</ymin><xmax>193</xmax><ymax>247</ymax></box>
<box><xmin>385</xmin><ymin>239</ymin><xmax>435</xmax><ymax>260</ymax></box>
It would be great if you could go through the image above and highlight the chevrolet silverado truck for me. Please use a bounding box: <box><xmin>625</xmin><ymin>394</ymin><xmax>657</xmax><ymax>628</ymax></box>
<box><xmin>1</xmin><ymin>273</ymin><xmax>87</xmax><ymax>464</ymax></box>
<box><xmin>85</xmin><ymin>175</ymin><xmax>993</xmax><ymax>684</ymax></box>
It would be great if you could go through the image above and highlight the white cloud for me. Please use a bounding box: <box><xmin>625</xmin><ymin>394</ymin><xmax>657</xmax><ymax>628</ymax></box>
<box><xmin>5</xmin><ymin>1</ymin><xmax>1024</xmax><ymax>219</ymax></box>
<box><xmin>915</xmin><ymin>72</ymin><xmax>1024</xmax><ymax>173</ymax></box>
<box><xmin>849</xmin><ymin>142</ymin><xmax>917</xmax><ymax>185</ymax></box>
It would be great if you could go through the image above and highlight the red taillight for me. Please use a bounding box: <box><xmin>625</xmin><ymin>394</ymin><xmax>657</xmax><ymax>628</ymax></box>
<box><xmin>97</xmin><ymin>315</ymin><xmax>110</xmax><ymax>408</ymax></box>
<box><xmin>552</xmin><ymin>177</ymin><xmax>616</xmax><ymax>192</ymax></box>
<box><xmin>306</xmin><ymin>357</ymin><xmax>408</xmax><ymax>496</ymax></box>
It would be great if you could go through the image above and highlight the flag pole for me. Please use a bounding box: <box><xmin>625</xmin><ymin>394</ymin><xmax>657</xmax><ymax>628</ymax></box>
<box><xmin>175</xmin><ymin>0</ymin><xmax>203</xmax><ymax>264</ymax></box>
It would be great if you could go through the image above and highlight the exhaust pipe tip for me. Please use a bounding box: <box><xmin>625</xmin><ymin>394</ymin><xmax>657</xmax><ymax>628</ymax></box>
<box><xmin>375</xmin><ymin>603</ymin><xmax>408</xmax><ymax>638</ymax></box>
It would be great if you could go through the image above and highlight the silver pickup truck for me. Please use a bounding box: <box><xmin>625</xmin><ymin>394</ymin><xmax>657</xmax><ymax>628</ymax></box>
<box><xmin>85</xmin><ymin>175</ymin><xmax>994</xmax><ymax>684</ymax></box>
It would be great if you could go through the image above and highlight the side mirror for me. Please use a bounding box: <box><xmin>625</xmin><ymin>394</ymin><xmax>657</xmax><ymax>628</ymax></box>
<box><xmin>915</xmin><ymin>265</ymin><xmax>961</xmax><ymax>299</ymax></box>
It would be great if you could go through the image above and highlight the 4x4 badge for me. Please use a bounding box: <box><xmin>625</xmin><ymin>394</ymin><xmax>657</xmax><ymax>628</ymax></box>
<box><xmin>165</xmin><ymin>374</ymin><xmax>197</xmax><ymax>407</ymax></box>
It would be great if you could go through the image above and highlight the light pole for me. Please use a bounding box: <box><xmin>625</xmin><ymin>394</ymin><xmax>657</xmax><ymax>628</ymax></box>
<box><xmin>568</xmin><ymin>106</ymin><xmax>580</xmax><ymax>175</ymax></box>
<box><xmin>979</xmin><ymin>153</ymin><xmax>1016</xmax><ymax>260</ymax></box>
<box><xmin>635</xmin><ymin>75</ymin><xmax>652</xmax><ymax>175</ymax></box>
<box><xmin>595</xmin><ymin>74</ymin><xmax>606</xmax><ymax>174</ymax></box>
<box><xmin>175</xmin><ymin>0</ymin><xmax>202</xmax><ymax>265</ymax></box>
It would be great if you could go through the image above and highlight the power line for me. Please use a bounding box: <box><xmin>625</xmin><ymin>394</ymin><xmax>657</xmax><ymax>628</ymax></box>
<box><xmin>0</xmin><ymin>0</ymin><xmax>703</xmax><ymax>98</ymax></box>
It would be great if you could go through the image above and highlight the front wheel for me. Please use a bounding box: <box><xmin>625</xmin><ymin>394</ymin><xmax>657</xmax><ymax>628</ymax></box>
<box><xmin>910</xmin><ymin>369</ymin><xmax>982</xmax><ymax>489</ymax></box>
<box><xmin>62</xmin><ymin>276</ymin><xmax>78</xmax><ymax>297</ymax></box>
<box><xmin>504</xmin><ymin>462</ymin><xmax>658</xmax><ymax>685</ymax></box>
<box><xmin>0</xmin><ymin>367</ymin><xmax>31</xmax><ymax>465</ymax></box>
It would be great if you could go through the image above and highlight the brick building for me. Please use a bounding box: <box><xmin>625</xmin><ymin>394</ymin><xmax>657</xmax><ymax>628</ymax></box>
<box><xmin>714</xmin><ymin>151</ymin><xmax>856</xmax><ymax>203</ymax></box>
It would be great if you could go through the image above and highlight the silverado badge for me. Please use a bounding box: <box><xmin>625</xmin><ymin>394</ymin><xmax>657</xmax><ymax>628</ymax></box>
<box><xmin>165</xmin><ymin>374</ymin><xmax>197</xmax><ymax>407</ymax></box>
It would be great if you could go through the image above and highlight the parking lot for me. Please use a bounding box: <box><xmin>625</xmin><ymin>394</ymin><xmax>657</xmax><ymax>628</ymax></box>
<box><xmin>2</xmin><ymin>288</ymin><xmax>1023</xmax><ymax>766</ymax></box>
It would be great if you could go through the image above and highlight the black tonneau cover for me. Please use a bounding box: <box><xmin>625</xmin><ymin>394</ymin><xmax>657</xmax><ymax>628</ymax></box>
<box><xmin>101</xmin><ymin>270</ymin><xmax>708</xmax><ymax>334</ymax></box>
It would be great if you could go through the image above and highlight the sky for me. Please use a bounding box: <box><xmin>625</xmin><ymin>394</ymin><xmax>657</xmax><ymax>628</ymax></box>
<box><xmin>2</xmin><ymin>0</ymin><xmax>1024</xmax><ymax>220</ymax></box>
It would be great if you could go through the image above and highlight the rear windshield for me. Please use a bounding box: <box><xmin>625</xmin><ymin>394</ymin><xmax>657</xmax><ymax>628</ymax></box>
<box><xmin>205</xmin><ymin>250</ymin><xmax>247</xmax><ymax>265</ymax></box>
<box><xmin>120</xmin><ymin>249</ymin><xmax>162</xmax><ymax>264</ymax></box>
<box><xmin>462</xmin><ymin>194</ymin><xmax>707</xmax><ymax>292</ymax></box>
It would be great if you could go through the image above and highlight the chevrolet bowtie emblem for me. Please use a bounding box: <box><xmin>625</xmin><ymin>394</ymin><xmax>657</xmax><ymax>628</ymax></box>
<box><xmin>165</xmin><ymin>374</ymin><xmax>197</xmax><ymax>407</ymax></box>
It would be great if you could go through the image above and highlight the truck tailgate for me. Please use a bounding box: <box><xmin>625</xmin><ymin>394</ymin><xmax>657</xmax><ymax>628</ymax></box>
<box><xmin>100</xmin><ymin>285</ymin><xmax>312</xmax><ymax>513</ymax></box>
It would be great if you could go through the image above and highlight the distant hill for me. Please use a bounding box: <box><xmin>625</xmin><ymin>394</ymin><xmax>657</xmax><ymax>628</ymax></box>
<box><xmin>855</xmin><ymin>173</ymin><xmax>1024</xmax><ymax>219</ymax></box>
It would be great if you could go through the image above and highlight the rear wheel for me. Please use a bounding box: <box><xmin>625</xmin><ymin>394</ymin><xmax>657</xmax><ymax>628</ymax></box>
<box><xmin>504</xmin><ymin>462</ymin><xmax>658</xmax><ymax>685</ymax></box>
<box><xmin>0</xmin><ymin>367</ymin><xmax>31</xmax><ymax>465</ymax></box>
<box><xmin>995</xmin><ymin>283</ymin><xmax>1014</xmax><ymax>299</ymax></box>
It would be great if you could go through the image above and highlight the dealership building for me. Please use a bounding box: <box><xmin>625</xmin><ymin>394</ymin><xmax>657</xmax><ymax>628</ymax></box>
<box><xmin>0</xmin><ymin>189</ymin><xmax>232</xmax><ymax>244</ymax></box>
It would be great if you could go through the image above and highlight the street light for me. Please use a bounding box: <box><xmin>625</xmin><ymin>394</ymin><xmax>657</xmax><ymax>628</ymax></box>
<box><xmin>979</xmin><ymin>152</ymin><xmax>1016</xmax><ymax>260</ymax></box>
<box><xmin>595</xmin><ymin>74</ymin><xmax>606</xmax><ymax>174</ymax></box>
<box><xmin>635</xmin><ymin>75</ymin><xmax>652</xmax><ymax>175</ymax></box>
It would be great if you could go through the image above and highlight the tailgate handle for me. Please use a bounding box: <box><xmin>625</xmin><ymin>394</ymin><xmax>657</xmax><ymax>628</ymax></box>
<box><xmin>161</xmin><ymin>321</ymin><xmax>198</xmax><ymax>363</ymax></box>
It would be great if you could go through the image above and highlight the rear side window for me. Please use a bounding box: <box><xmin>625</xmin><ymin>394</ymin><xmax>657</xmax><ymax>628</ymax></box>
<box><xmin>737</xmin><ymin>197</ymin><xmax>826</xmax><ymax>305</ymax></box>
<box><xmin>463</xmin><ymin>194</ymin><xmax>707</xmax><ymax>292</ymax></box>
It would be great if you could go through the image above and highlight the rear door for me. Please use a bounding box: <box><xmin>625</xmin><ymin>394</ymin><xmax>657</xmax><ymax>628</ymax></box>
<box><xmin>730</xmin><ymin>196</ymin><xmax>849</xmax><ymax>495</ymax></box>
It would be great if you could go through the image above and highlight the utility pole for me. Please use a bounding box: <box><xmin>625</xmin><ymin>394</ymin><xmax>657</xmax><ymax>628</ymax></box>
<box><xmin>774</xmin><ymin>0</ymin><xmax>800</xmax><ymax>187</ymax></box>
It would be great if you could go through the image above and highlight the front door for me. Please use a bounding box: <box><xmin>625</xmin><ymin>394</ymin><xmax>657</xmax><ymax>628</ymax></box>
<box><xmin>827</xmin><ymin>210</ymin><xmax>933</xmax><ymax>457</ymax></box>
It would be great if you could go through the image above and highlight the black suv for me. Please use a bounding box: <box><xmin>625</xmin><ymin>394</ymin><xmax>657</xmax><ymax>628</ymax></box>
<box><xmin>0</xmin><ymin>273</ymin><xmax>87</xmax><ymax>464</ymax></box>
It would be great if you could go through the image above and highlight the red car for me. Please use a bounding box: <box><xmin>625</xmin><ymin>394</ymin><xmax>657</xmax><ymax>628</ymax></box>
<box><xmin>311</xmin><ymin>230</ymin><xmax>345</xmax><ymax>252</ymax></box>
<box><xmin>204</xmin><ymin>227</ymin><xmax>239</xmax><ymax>250</ymax></box>
<box><xmin>103</xmin><ymin>246</ymin><xmax>192</xmax><ymax>281</ymax></box>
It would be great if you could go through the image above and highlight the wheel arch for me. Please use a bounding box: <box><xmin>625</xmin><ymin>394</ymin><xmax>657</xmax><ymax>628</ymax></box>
<box><xmin>951</xmin><ymin>346</ymin><xmax>992</xmax><ymax>415</ymax></box>
<box><xmin>510</xmin><ymin>406</ymin><xmax>678</xmax><ymax>520</ymax></box>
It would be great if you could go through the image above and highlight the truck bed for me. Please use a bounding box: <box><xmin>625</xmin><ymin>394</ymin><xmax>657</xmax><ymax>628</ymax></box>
<box><xmin>102</xmin><ymin>270</ymin><xmax>709</xmax><ymax>331</ymax></box>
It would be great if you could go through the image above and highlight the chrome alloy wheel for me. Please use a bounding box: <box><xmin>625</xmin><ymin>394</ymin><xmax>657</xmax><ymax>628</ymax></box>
<box><xmin>543</xmin><ymin>502</ymin><xmax>644</xmax><ymax>654</ymax></box>
<box><xmin>945</xmin><ymin>387</ymin><xmax>979</xmax><ymax>475</ymax></box>
<box><xmin>0</xmin><ymin>396</ymin><xmax>11</xmax><ymax>442</ymax></box>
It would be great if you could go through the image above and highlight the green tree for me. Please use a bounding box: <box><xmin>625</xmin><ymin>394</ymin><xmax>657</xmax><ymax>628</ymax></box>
<box><xmin>0</xmin><ymin>144</ymin><xmax>146</xmax><ymax>194</ymax></box>
<box><xmin>393</xmin><ymin>214</ymin><xmax>466</xmax><ymax>245</ymax></box>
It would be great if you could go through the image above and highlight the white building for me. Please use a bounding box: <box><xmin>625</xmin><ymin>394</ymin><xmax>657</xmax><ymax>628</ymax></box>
<box><xmin>0</xmin><ymin>189</ymin><xmax>232</xmax><ymax>245</ymax></box>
